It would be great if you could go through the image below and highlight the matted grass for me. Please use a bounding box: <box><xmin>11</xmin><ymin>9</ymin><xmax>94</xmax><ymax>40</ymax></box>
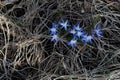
<box><xmin>0</xmin><ymin>0</ymin><xmax>120</xmax><ymax>80</ymax></box>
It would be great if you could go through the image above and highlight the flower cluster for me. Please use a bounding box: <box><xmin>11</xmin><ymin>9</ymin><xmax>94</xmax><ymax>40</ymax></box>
<box><xmin>49</xmin><ymin>19</ymin><xmax>103</xmax><ymax>48</ymax></box>
<box><xmin>49</xmin><ymin>23</ymin><xmax>60</xmax><ymax>43</ymax></box>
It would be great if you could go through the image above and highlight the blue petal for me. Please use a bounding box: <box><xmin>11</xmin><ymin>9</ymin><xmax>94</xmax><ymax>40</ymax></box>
<box><xmin>76</xmin><ymin>31</ymin><xmax>84</xmax><ymax>38</ymax></box>
<box><xmin>52</xmin><ymin>23</ymin><xmax>58</xmax><ymax>28</ymax></box>
<box><xmin>51</xmin><ymin>34</ymin><xmax>60</xmax><ymax>43</ymax></box>
<box><xmin>93</xmin><ymin>26</ymin><xmax>103</xmax><ymax>37</ymax></box>
<box><xmin>69</xmin><ymin>28</ymin><xmax>76</xmax><ymax>35</ymax></box>
<box><xmin>82</xmin><ymin>34</ymin><xmax>93</xmax><ymax>44</ymax></box>
<box><xmin>68</xmin><ymin>38</ymin><xmax>77</xmax><ymax>48</ymax></box>
<box><xmin>59</xmin><ymin>19</ymin><xmax>70</xmax><ymax>30</ymax></box>
<box><xmin>49</xmin><ymin>23</ymin><xmax>58</xmax><ymax>34</ymax></box>
<box><xmin>74</xmin><ymin>24</ymin><xmax>82</xmax><ymax>31</ymax></box>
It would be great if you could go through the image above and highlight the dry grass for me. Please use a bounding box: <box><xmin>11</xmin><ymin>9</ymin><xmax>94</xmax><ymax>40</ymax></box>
<box><xmin>0</xmin><ymin>0</ymin><xmax>120</xmax><ymax>80</ymax></box>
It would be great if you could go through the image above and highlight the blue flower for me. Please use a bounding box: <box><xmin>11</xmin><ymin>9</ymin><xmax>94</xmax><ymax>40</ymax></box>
<box><xmin>52</xmin><ymin>23</ymin><xmax>58</xmax><ymax>28</ymax></box>
<box><xmin>82</xmin><ymin>34</ymin><xmax>93</xmax><ymax>44</ymax></box>
<box><xmin>69</xmin><ymin>28</ymin><xmax>76</xmax><ymax>35</ymax></box>
<box><xmin>51</xmin><ymin>34</ymin><xmax>60</xmax><ymax>43</ymax></box>
<box><xmin>59</xmin><ymin>19</ymin><xmax>70</xmax><ymax>30</ymax></box>
<box><xmin>49</xmin><ymin>23</ymin><xmax>58</xmax><ymax>34</ymax></box>
<box><xmin>76</xmin><ymin>31</ymin><xmax>84</xmax><ymax>38</ymax></box>
<box><xmin>68</xmin><ymin>38</ymin><xmax>77</xmax><ymax>48</ymax></box>
<box><xmin>74</xmin><ymin>24</ymin><xmax>82</xmax><ymax>31</ymax></box>
<box><xmin>93</xmin><ymin>26</ymin><xmax>103</xmax><ymax>37</ymax></box>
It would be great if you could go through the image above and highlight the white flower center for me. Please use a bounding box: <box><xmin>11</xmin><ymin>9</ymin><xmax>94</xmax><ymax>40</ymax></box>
<box><xmin>71</xmin><ymin>30</ymin><xmax>76</xmax><ymax>34</ymax></box>
<box><xmin>53</xmin><ymin>35</ymin><xmax>58</xmax><ymax>39</ymax></box>
<box><xmin>87</xmin><ymin>36</ymin><xmax>92</xmax><ymax>40</ymax></box>
<box><xmin>71</xmin><ymin>40</ymin><xmax>76</xmax><ymax>44</ymax></box>
<box><xmin>77</xmin><ymin>32</ymin><xmax>82</xmax><ymax>36</ymax></box>
<box><xmin>76</xmin><ymin>27</ymin><xmax>80</xmax><ymax>30</ymax></box>
<box><xmin>51</xmin><ymin>28</ymin><xmax>56</xmax><ymax>32</ymax></box>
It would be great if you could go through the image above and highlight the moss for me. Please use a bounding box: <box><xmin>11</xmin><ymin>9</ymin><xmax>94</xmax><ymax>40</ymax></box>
<box><xmin>87</xmin><ymin>14</ymin><xmax>101</xmax><ymax>33</ymax></box>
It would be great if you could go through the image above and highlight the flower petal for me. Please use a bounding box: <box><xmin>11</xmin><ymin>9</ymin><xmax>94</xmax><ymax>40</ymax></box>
<box><xmin>59</xmin><ymin>19</ymin><xmax>70</xmax><ymax>30</ymax></box>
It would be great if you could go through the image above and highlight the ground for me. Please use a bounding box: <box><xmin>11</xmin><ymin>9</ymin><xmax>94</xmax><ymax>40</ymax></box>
<box><xmin>0</xmin><ymin>0</ymin><xmax>120</xmax><ymax>80</ymax></box>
